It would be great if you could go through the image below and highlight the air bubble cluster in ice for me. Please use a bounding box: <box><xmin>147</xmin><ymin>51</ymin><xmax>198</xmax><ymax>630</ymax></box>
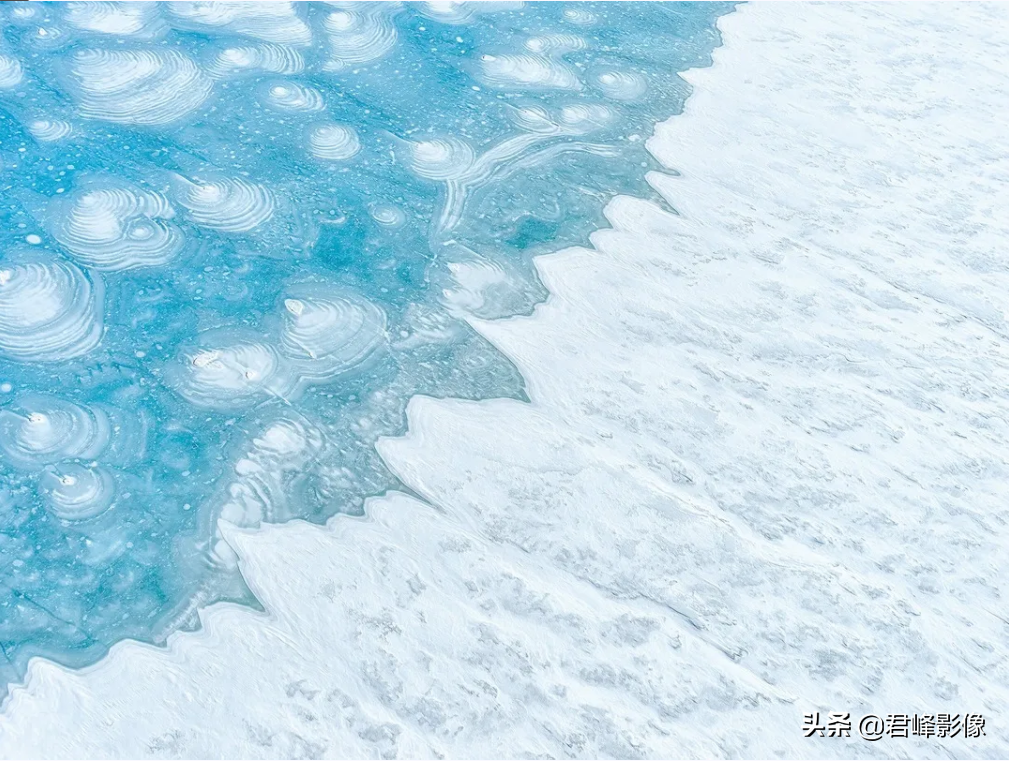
<box><xmin>0</xmin><ymin>254</ymin><xmax>104</xmax><ymax>362</ymax></box>
<box><xmin>63</xmin><ymin>1</ymin><xmax>166</xmax><ymax>39</ymax></box>
<box><xmin>27</xmin><ymin>119</ymin><xmax>75</xmax><ymax>143</ymax></box>
<box><xmin>323</xmin><ymin>8</ymin><xmax>398</xmax><ymax>71</ymax></box>
<box><xmin>51</xmin><ymin>181</ymin><xmax>184</xmax><ymax>270</ymax></box>
<box><xmin>0</xmin><ymin>54</ymin><xmax>24</xmax><ymax>89</ymax></box>
<box><xmin>206</xmin><ymin>44</ymin><xmax>305</xmax><ymax>79</ymax></box>
<box><xmin>262</xmin><ymin>81</ymin><xmax>325</xmax><ymax>113</ymax></box>
<box><xmin>307</xmin><ymin>123</ymin><xmax>362</xmax><ymax>162</ymax></box>
<box><xmin>167</xmin><ymin>2</ymin><xmax>312</xmax><ymax>47</ymax></box>
<box><xmin>0</xmin><ymin>394</ymin><xmax>111</xmax><ymax>468</ymax></box>
<box><xmin>67</xmin><ymin>48</ymin><xmax>213</xmax><ymax>125</ymax></box>
<box><xmin>0</xmin><ymin>0</ymin><xmax>731</xmax><ymax>692</ymax></box>
<box><xmin>170</xmin><ymin>176</ymin><xmax>276</xmax><ymax>234</ymax></box>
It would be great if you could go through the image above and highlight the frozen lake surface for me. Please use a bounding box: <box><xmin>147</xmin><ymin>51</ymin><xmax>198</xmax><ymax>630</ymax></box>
<box><xmin>3</xmin><ymin>1</ymin><xmax>1009</xmax><ymax>758</ymax></box>
<box><xmin>0</xmin><ymin>0</ymin><xmax>729</xmax><ymax>690</ymax></box>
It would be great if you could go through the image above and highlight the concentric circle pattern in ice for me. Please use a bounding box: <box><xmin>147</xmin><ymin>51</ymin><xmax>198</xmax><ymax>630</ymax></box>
<box><xmin>67</xmin><ymin>48</ymin><xmax>213</xmax><ymax>125</ymax></box>
<box><xmin>279</xmin><ymin>281</ymin><xmax>387</xmax><ymax>382</ymax></box>
<box><xmin>323</xmin><ymin>8</ymin><xmax>398</xmax><ymax>72</ymax></box>
<box><xmin>261</xmin><ymin>81</ymin><xmax>325</xmax><ymax>113</ymax></box>
<box><xmin>307</xmin><ymin>122</ymin><xmax>361</xmax><ymax>161</ymax></box>
<box><xmin>0</xmin><ymin>394</ymin><xmax>111</xmax><ymax>467</ymax></box>
<box><xmin>39</xmin><ymin>463</ymin><xmax>117</xmax><ymax>522</ymax></box>
<box><xmin>51</xmin><ymin>182</ymin><xmax>184</xmax><ymax>270</ymax></box>
<box><xmin>0</xmin><ymin>0</ymin><xmax>732</xmax><ymax>693</ymax></box>
<box><xmin>206</xmin><ymin>44</ymin><xmax>305</xmax><ymax>79</ymax></box>
<box><xmin>167</xmin><ymin>328</ymin><xmax>289</xmax><ymax>410</ymax></box>
<box><xmin>166</xmin><ymin>2</ymin><xmax>312</xmax><ymax>47</ymax></box>
<box><xmin>0</xmin><ymin>54</ymin><xmax>24</xmax><ymax>89</ymax></box>
<box><xmin>63</xmin><ymin>1</ymin><xmax>167</xmax><ymax>39</ymax></box>
<box><xmin>595</xmin><ymin>69</ymin><xmax>648</xmax><ymax>101</ymax></box>
<box><xmin>27</xmin><ymin>119</ymin><xmax>75</xmax><ymax>143</ymax></box>
<box><xmin>171</xmin><ymin>176</ymin><xmax>276</xmax><ymax>234</ymax></box>
<box><xmin>0</xmin><ymin>255</ymin><xmax>104</xmax><ymax>362</ymax></box>
<box><xmin>404</xmin><ymin>137</ymin><xmax>477</xmax><ymax>181</ymax></box>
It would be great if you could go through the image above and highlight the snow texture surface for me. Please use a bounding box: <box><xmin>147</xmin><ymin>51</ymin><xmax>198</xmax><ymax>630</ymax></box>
<box><xmin>3</xmin><ymin>2</ymin><xmax>1009</xmax><ymax>758</ymax></box>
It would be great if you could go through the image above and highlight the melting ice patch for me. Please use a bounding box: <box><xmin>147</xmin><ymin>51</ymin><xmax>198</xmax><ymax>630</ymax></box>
<box><xmin>0</xmin><ymin>1</ymin><xmax>732</xmax><ymax>691</ymax></box>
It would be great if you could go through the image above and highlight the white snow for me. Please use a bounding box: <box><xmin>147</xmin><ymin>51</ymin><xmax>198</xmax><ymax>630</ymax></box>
<box><xmin>3</xmin><ymin>2</ymin><xmax>1009</xmax><ymax>758</ymax></box>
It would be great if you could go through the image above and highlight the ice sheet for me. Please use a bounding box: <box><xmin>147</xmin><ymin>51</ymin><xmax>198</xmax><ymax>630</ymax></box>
<box><xmin>2</xmin><ymin>2</ymin><xmax>1009</xmax><ymax>758</ymax></box>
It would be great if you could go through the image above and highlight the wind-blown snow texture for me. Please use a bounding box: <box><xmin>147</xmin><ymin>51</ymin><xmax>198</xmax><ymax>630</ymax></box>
<box><xmin>3</xmin><ymin>1</ymin><xmax>1009</xmax><ymax>759</ymax></box>
<box><xmin>0</xmin><ymin>0</ymin><xmax>730</xmax><ymax>689</ymax></box>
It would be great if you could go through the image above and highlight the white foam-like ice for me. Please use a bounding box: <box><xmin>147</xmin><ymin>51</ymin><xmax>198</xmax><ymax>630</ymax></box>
<box><xmin>167</xmin><ymin>2</ymin><xmax>312</xmax><ymax>47</ymax></box>
<box><xmin>0</xmin><ymin>256</ymin><xmax>104</xmax><ymax>363</ymax></box>
<box><xmin>51</xmin><ymin>182</ymin><xmax>184</xmax><ymax>270</ymax></box>
<box><xmin>262</xmin><ymin>81</ymin><xmax>325</xmax><ymax>113</ymax></box>
<box><xmin>3</xmin><ymin>4</ymin><xmax>1009</xmax><ymax>759</ymax></box>
<box><xmin>0</xmin><ymin>54</ymin><xmax>23</xmax><ymax>90</ymax></box>
<box><xmin>307</xmin><ymin>122</ymin><xmax>362</xmax><ymax>161</ymax></box>
<box><xmin>68</xmin><ymin>48</ymin><xmax>213</xmax><ymax>126</ymax></box>
<box><xmin>278</xmin><ymin>281</ymin><xmax>387</xmax><ymax>384</ymax></box>
<box><xmin>63</xmin><ymin>2</ymin><xmax>167</xmax><ymax>39</ymax></box>
<box><xmin>39</xmin><ymin>463</ymin><xmax>117</xmax><ymax>522</ymax></box>
<box><xmin>441</xmin><ymin>258</ymin><xmax>516</xmax><ymax>318</ymax></box>
<box><xmin>322</xmin><ymin>9</ymin><xmax>398</xmax><ymax>72</ymax></box>
<box><xmin>205</xmin><ymin>44</ymin><xmax>305</xmax><ymax>79</ymax></box>
<box><xmin>171</xmin><ymin>175</ymin><xmax>276</xmax><ymax>234</ymax></box>
<box><xmin>595</xmin><ymin>69</ymin><xmax>647</xmax><ymax>101</ymax></box>
<box><xmin>0</xmin><ymin>394</ymin><xmax>111</xmax><ymax>468</ymax></box>
<box><xmin>26</xmin><ymin>119</ymin><xmax>74</xmax><ymax>143</ymax></box>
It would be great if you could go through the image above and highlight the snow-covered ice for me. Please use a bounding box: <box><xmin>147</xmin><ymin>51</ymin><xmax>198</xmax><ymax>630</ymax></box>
<box><xmin>2</xmin><ymin>1</ymin><xmax>1009</xmax><ymax>758</ymax></box>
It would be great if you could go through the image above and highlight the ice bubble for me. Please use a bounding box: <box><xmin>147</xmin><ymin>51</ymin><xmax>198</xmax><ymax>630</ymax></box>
<box><xmin>27</xmin><ymin>119</ymin><xmax>74</xmax><ymax>142</ymax></box>
<box><xmin>171</xmin><ymin>176</ymin><xmax>276</xmax><ymax>234</ymax></box>
<box><xmin>63</xmin><ymin>2</ymin><xmax>167</xmax><ymax>39</ymax></box>
<box><xmin>167</xmin><ymin>328</ymin><xmax>290</xmax><ymax>410</ymax></box>
<box><xmin>323</xmin><ymin>9</ymin><xmax>397</xmax><ymax>71</ymax></box>
<box><xmin>405</xmin><ymin>137</ymin><xmax>477</xmax><ymax>181</ymax></box>
<box><xmin>307</xmin><ymin>122</ymin><xmax>361</xmax><ymax>161</ymax></box>
<box><xmin>0</xmin><ymin>256</ymin><xmax>104</xmax><ymax>362</ymax></box>
<box><xmin>0</xmin><ymin>54</ymin><xmax>24</xmax><ymax>90</ymax></box>
<box><xmin>262</xmin><ymin>81</ymin><xmax>325</xmax><ymax>112</ymax></box>
<box><xmin>278</xmin><ymin>281</ymin><xmax>387</xmax><ymax>384</ymax></box>
<box><xmin>68</xmin><ymin>48</ymin><xmax>213</xmax><ymax>126</ymax></box>
<box><xmin>40</xmin><ymin>463</ymin><xmax>116</xmax><ymax>522</ymax></box>
<box><xmin>0</xmin><ymin>394</ymin><xmax>111</xmax><ymax>467</ymax></box>
<box><xmin>51</xmin><ymin>182</ymin><xmax>184</xmax><ymax>270</ymax></box>
<box><xmin>595</xmin><ymin>70</ymin><xmax>647</xmax><ymax>102</ymax></box>
<box><xmin>167</xmin><ymin>2</ymin><xmax>312</xmax><ymax>47</ymax></box>
<box><xmin>206</xmin><ymin>44</ymin><xmax>305</xmax><ymax>78</ymax></box>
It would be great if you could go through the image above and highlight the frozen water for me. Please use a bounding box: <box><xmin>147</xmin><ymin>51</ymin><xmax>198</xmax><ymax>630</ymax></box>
<box><xmin>3</xmin><ymin>3</ymin><xmax>1009</xmax><ymax>757</ymax></box>
<box><xmin>0</xmin><ymin>2</ymin><xmax>732</xmax><ymax>692</ymax></box>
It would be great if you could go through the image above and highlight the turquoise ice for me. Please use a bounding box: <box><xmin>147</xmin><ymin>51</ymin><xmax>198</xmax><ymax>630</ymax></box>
<box><xmin>0</xmin><ymin>1</ymin><xmax>732</xmax><ymax>690</ymax></box>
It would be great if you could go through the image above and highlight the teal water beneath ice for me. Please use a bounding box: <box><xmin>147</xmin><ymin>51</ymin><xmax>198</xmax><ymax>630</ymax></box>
<box><xmin>0</xmin><ymin>1</ymin><xmax>733</xmax><ymax>691</ymax></box>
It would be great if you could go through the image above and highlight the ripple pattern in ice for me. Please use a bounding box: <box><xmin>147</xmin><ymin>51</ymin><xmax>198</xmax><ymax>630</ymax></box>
<box><xmin>0</xmin><ymin>0</ymin><xmax>732</xmax><ymax>691</ymax></box>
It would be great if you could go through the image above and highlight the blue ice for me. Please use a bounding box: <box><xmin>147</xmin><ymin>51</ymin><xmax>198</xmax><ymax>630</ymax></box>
<box><xmin>0</xmin><ymin>1</ymin><xmax>733</xmax><ymax>690</ymax></box>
